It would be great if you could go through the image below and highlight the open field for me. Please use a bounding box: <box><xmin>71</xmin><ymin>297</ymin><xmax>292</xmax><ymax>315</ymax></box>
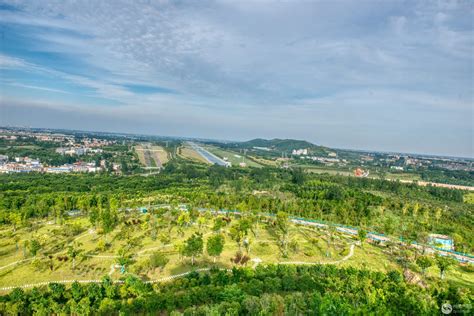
<box><xmin>204</xmin><ymin>146</ymin><xmax>262</xmax><ymax>168</ymax></box>
<box><xmin>150</xmin><ymin>145</ymin><xmax>169</xmax><ymax>166</ymax></box>
<box><xmin>383</xmin><ymin>172</ymin><xmax>422</xmax><ymax>181</ymax></box>
<box><xmin>303</xmin><ymin>165</ymin><xmax>353</xmax><ymax>176</ymax></box>
<box><xmin>178</xmin><ymin>145</ymin><xmax>211</xmax><ymax>164</ymax></box>
<box><xmin>397</xmin><ymin>179</ymin><xmax>474</xmax><ymax>191</ymax></box>
<box><xmin>465</xmin><ymin>192</ymin><xmax>474</xmax><ymax>204</ymax></box>
<box><xmin>1</xmin><ymin>210</ymin><xmax>472</xmax><ymax>291</ymax></box>
<box><xmin>135</xmin><ymin>145</ymin><xmax>154</xmax><ymax>167</ymax></box>
<box><xmin>135</xmin><ymin>145</ymin><xmax>169</xmax><ymax>168</ymax></box>
<box><xmin>0</xmin><ymin>215</ymin><xmax>351</xmax><ymax>289</ymax></box>
<box><xmin>248</xmin><ymin>155</ymin><xmax>278</xmax><ymax>166</ymax></box>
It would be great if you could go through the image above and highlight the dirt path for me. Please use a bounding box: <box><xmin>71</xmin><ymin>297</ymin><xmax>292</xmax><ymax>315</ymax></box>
<box><xmin>0</xmin><ymin>244</ymin><xmax>356</xmax><ymax>292</ymax></box>
<box><xmin>278</xmin><ymin>244</ymin><xmax>355</xmax><ymax>266</ymax></box>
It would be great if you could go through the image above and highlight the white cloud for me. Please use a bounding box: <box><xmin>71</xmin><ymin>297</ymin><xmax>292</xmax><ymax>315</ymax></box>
<box><xmin>0</xmin><ymin>54</ymin><xmax>28</xmax><ymax>68</ymax></box>
<box><xmin>0</xmin><ymin>0</ymin><xmax>472</xmax><ymax>156</ymax></box>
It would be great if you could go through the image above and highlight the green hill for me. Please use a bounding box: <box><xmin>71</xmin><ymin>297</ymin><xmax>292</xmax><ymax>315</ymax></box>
<box><xmin>237</xmin><ymin>138</ymin><xmax>328</xmax><ymax>155</ymax></box>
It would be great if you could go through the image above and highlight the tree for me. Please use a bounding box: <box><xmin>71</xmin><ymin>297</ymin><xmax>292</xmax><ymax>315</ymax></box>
<box><xmin>13</xmin><ymin>234</ymin><xmax>20</xmax><ymax>252</ymax></box>
<box><xmin>326</xmin><ymin>223</ymin><xmax>336</xmax><ymax>258</ymax></box>
<box><xmin>67</xmin><ymin>242</ymin><xmax>83</xmax><ymax>270</ymax></box>
<box><xmin>197</xmin><ymin>216</ymin><xmax>207</xmax><ymax>232</ymax></box>
<box><xmin>452</xmin><ymin>233</ymin><xmax>465</xmax><ymax>253</ymax></box>
<box><xmin>383</xmin><ymin>215</ymin><xmax>397</xmax><ymax>236</ymax></box>
<box><xmin>213</xmin><ymin>217</ymin><xmax>225</xmax><ymax>232</ymax></box>
<box><xmin>100</xmin><ymin>208</ymin><xmax>117</xmax><ymax>243</ymax></box>
<box><xmin>276</xmin><ymin>211</ymin><xmax>289</xmax><ymax>257</ymax></box>
<box><xmin>148</xmin><ymin>251</ymin><xmax>169</xmax><ymax>272</ymax></box>
<box><xmin>53</xmin><ymin>197</ymin><xmax>65</xmax><ymax>225</ymax></box>
<box><xmin>358</xmin><ymin>229</ymin><xmax>367</xmax><ymax>248</ymax></box>
<box><xmin>28</xmin><ymin>239</ymin><xmax>41</xmax><ymax>257</ymax></box>
<box><xmin>9</xmin><ymin>212</ymin><xmax>22</xmax><ymax>232</ymax></box>
<box><xmin>416</xmin><ymin>256</ymin><xmax>433</xmax><ymax>276</ymax></box>
<box><xmin>207</xmin><ymin>234</ymin><xmax>225</xmax><ymax>263</ymax></box>
<box><xmin>435</xmin><ymin>255</ymin><xmax>457</xmax><ymax>280</ymax></box>
<box><xmin>87</xmin><ymin>206</ymin><xmax>99</xmax><ymax>228</ymax></box>
<box><xmin>177</xmin><ymin>211</ymin><xmax>191</xmax><ymax>236</ymax></box>
<box><xmin>116</xmin><ymin>247</ymin><xmax>132</xmax><ymax>273</ymax></box>
<box><xmin>291</xmin><ymin>168</ymin><xmax>305</xmax><ymax>185</ymax></box>
<box><xmin>229</xmin><ymin>226</ymin><xmax>245</xmax><ymax>251</ymax></box>
<box><xmin>184</xmin><ymin>233</ymin><xmax>203</xmax><ymax>265</ymax></box>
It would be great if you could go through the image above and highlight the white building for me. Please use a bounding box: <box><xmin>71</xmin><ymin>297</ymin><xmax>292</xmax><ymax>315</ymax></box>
<box><xmin>292</xmin><ymin>149</ymin><xmax>308</xmax><ymax>156</ymax></box>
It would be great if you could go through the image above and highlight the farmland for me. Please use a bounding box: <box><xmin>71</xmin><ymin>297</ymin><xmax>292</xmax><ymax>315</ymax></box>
<box><xmin>135</xmin><ymin>145</ymin><xmax>169</xmax><ymax>168</ymax></box>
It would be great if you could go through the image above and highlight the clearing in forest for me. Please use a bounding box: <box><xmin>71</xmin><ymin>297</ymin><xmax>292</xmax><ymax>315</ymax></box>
<box><xmin>178</xmin><ymin>145</ymin><xmax>211</xmax><ymax>164</ymax></box>
<box><xmin>203</xmin><ymin>146</ymin><xmax>263</xmax><ymax>168</ymax></box>
<box><xmin>135</xmin><ymin>145</ymin><xmax>169</xmax><ymax>168</ymax></box>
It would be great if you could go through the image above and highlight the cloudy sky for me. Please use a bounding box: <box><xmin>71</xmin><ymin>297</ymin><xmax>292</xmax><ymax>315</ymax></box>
<box><xmin>0</xmin><ymin>0</ymin><xmax>472</xmax><ymax>157</ymax></box>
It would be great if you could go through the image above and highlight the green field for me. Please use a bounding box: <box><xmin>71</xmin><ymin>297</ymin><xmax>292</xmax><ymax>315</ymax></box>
<box><xmin>465</xmin><ymin>192</ymin><xmax>474</xmax><ymax>204</ymax></box>
<box><xmin>204</xmin><ymin>146</ymin><xmax>263</xmax><ymax>168</ymax></box>
<box><xmin>1</xmin><ymin>210</ymin><xmax>472</xmax><ymax>291</ymax></box>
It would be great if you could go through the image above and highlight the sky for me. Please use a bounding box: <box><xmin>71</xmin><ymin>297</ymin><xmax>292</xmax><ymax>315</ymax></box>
<box><xmin>0</xmin><ymin>0</ymin><xmax>472</xmax><ymax>157</ymax></box>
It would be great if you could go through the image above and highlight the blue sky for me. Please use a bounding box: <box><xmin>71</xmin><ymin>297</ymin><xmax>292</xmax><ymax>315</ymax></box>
<box><xmin>0</xmin><ymin>0</ymin><xmax>472</xmax><ymax>157</ymax></box>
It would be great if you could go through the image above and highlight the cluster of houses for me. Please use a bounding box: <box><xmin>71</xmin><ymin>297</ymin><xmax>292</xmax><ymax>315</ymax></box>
<box><xmin>292</xmin><ymin>148</ymin><xmax>308</xmax><ymax>156</ymax></box>
<box><xmin>55</xmin><ymin>147</ymin><xmax>103</xmax><ymax>156</ymax></box>
<box><xmin>0</xmin><ymin>156</ymin><xmax>102</xmax><ymax>174</ymax></box>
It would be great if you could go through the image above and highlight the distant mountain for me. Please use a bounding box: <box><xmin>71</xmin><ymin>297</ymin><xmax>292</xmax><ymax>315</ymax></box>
<box><xmin>229</xmin><ymin>138</ymin><xmax>329</xmax><ymax>155</ymax></box>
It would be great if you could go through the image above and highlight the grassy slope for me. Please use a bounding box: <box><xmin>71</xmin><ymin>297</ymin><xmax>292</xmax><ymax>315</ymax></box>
<box><xmin>1</xmin><ymin>215</ymin><xmax>472</xmax><ymax>290</ymax></box>
<box><xmin>204</xmin><ymin>146</ymin><xmax>262</xmax><ymax>168</ymax></box>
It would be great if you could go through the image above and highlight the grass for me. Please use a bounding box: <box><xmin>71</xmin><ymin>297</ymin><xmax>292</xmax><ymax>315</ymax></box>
<box><xmin>302</xmin><ymin>165</ymin><xmax>353</xmax><ymax>176</ymax></box>
<box><xmin>178</xmin><ymin>146</ymin><xmax>211</xmax><ymax>164</ymax></box>
<box><xmin>204</xmin><ymin>146</ymin><xmax>262</xmax><ymax>168</ymax></box>
<box><xmin>248</xmin><ymin>155</ymin><xmax>278</xmax><ymax>167</ymax></box>
<box><xmin>135</xmin><ymin>145</ymin><xmax>169</xmax><ymax>167</ymax></box>
<box><xmin>151</xmin><ymin>146</ymin><xmax>169</xmax><ymax>165</ymax></box>
<box><xmin>134</xmin><ymin>145</ymin><xmax>148</xmax><ymax>166</ymax></box>
<box><xmin>384</xmin><ymin>172</ymin><xmax>421</xmax><ymax>181</ymax></box>
<box><xmin>1</xmin><ymin>215</ymin><xmax>472</xmax><ymax>291</ymax></box>
<box><xmin>464</xmin><ymin>192</ymin><xmax>474</xmax><ymax>204</ymax></box>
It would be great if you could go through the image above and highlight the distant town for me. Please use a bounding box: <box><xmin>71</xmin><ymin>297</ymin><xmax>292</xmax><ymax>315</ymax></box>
<box><xmin>0</xmin><ymin>128</ymin><xmax>122</xmax><ymax>174</ymax></box>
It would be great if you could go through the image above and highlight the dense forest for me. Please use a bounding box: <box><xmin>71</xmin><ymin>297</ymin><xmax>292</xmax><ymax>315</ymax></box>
<box><xmin>1</xmin><ymin>265</ymin><xmax>471</xmax><ymax>315</ymax></box>
<box><xmin>1</xmin><ymin>161</ymin><xmax>473</xmax><ymax>252</ymax></box>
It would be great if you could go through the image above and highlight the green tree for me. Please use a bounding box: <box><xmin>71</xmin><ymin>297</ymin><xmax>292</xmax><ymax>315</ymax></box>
<box><xmin>88</xmin><ymin>207</ymin><xmax>99</xmax><ymax>229</ymax></box>
<box><xmin>116</xmin><ymin>247</ymin><xmax>132</xmax><ymax>273</ymax></box>
<box><xmin>358</xmin><ymin>229</ymin><xmax>367</xmax><ymax>248</ymax></box>
<box><xmin>435</xmin><ymin>255</ymin><xmax>457</xmax><ymax>279</ymax></box>
<box><xmin>13</xmin><ymin>234</ymin><xmax>20</xmax><ymax>252</ymax></box>
<box><xmin>148</xmin><ymin>251</ymin><xmax>169</xmax><ymax>272</ymax></box>
<box><xmin>184</xmin><ymin>233</ymin><xmax>203</xmax><ymax>265</ymax></box>
<box><xmin>9</xmin><ymin>212</ymin><xmax>22</xmax><ymax>232</ymax></box>
<box><xmin>326</xmin><ymin>223</ymin><xmax>336</xmax><ymax>258</ymax></box>
<box><xmin>207</xmin><ymin>234</ymin><xmax>225</xmax><ymax>263</ymax></box>
<box><xmin>67</xmin><ymin>242</ymin><xmax>83</xmax><ymax>270</ymax></box>
<box><xmin>28</xmin><ymin>239</ymin><xmax>41</xmax><ymax>257</ymax></box>
<box><xmin>276</xmin><ymin>211</ymin><xmax>289</xmax><ymax>257</ymax></box>
<box><xmin>291</xmin><ymin>168</ymin><xmax>305</xmax><ymax>185</ymax></box>
<box><xmin>416</xmin><ymin>256</ymin><xmax>433</xmax><ymax>276</ymax></box>
<box><xmin>213</xmin><ymin>217</ymin><xmax>225</xmax><ymax>232</ymax></box>
<box><xmin>100</xmin><ymin>208</ymin><xmax>117</xmax><ymax>243</ymax></box>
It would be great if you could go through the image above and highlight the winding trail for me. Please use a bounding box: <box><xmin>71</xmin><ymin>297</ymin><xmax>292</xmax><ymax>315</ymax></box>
<box><xmin>0</xmin><ymin>258</ymin><xmax>34</xmax><ymax>271</ymax></box>
<box><xmin>278</xmin><ymin>244</ymin><xmax>355</xmax><ymax>266</ymax></box>
<box><xmin>0</xmin><ymin>245</ymin><xmax>357</xmax><ymax>292</ymax></box>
